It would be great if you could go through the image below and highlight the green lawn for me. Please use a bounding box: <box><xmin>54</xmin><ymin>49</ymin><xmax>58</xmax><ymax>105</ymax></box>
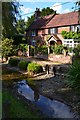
<box><xmin>2</xmin><ymin>90</ymin><xmax>42</xmax><ymax>119</ymax></box>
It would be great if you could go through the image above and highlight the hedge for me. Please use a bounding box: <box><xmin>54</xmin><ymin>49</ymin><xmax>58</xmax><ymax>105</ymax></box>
<box><xmin>9</xmin><ymin>58</ymin><xmax>20</xmax><ymax>66</ymax></box>
<box><xmin>18</xmin><ymin>60</ymin><xmax>30</xmax><ymax>70</ymax></box>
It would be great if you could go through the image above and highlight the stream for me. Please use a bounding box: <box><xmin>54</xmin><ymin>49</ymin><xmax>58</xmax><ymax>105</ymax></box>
<box><xmin>14</xmin><ymin>80</ymin><xmax>75</xmax><ymax>119</ymax></box>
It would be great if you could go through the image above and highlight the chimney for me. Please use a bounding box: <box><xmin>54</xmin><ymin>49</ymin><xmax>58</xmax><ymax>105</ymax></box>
<box><xmin>34</xmin><ymin>8</ymin><xmax>41</xmax><ymax>19</ymax></box>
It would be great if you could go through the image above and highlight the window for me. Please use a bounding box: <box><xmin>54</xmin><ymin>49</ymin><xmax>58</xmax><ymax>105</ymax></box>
<box><xmin>48</xmin><ymin>28</ymin><xmax>58</xmax><ymax>34</ymax></box>
<box><xmin>70</xmin><ymin>26</ymin><xmax>75</xmax><ymax>31</ymax></box>
<box><xmin>31</xmin><ymin>30</ymin><xmax>36</xmax><ymax>36</ymax></box>
<box><xmin>70</xmin><ymin>25</ymin><xmax>80</xmax><ymax>32</ymax></box>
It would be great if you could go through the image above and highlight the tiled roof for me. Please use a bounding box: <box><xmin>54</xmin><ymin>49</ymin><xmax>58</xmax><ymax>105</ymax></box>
<box><xmin>28</xmin><ymin>14</ymin><xmax>55</xmax><ymax>30</ymax></box>
<box><xmin>27</xmin><ymin>11</ymin><xmax>79</xmax><ymax>30</ymax></box>
<box><xmin>46</xmin><ymin>11</ymin><xmax>79</xmax><ymax>28</ymax></box>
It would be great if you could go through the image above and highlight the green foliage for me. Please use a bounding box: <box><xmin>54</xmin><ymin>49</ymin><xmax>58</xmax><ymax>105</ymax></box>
<box><xmin>2</xmin><ymin>91</ymin><xmax>41</xmax><ymax>118</ymax></box>
<box><xmin>67</xmin><ymin>61</ymin><xmax>80</xmax><ymax>90</ymax></box>
<box><xmin>36</xmin><ymin>45</ymin><xmax>48</xmax><ymax>55</ymax></box>
<box><xmin>61</xmin><ymin>31</ymin><xmax>80</xmax><ymax>39</ymax></box>
<box><xmin>26</xmin><ymin>15</ymin><xmax>35</xmax><ymax>28</ymax></box>
<box><xmin>2</xmin><ymin>2</ymin><xmax>20</xmax><ymax>38</ymax></box>
<box><xmin>9</xmin><ymin>58</ymin><xmax>20</xmax><ymax>67</ymax></box>
<box><xmin>27</xmin><ymin>62</ymin><xmax>43</xmax><ymax>74</ymax></box>
<box><xmin>18</xmin><ymin>60</ymin><xmax>30</xmax><ymax>70</ymax></box>
<box><xmin>41</xmin><ymin>7</ymin><xmax>56</xmax><ymax>16</ymax></box>
<box><xmin>68</xmin><ymin>47</ymin><xmax>73</xmax><ymax>53</ymax></box>
<box><xmin>73</xmin><ymin>44</ymin><xmax>80</xmax><ymax>56</ymax></box>
<box><xmin>53</xmin><ymin>45</ymin><xmax>63</xmax><ymax>54</ymax></box>
<box><xmin>50</xmin><ymin>45</ymin><xmax>55</xmax><ymax>53</ymax></box>
<box><xmin>2</xmin><ymin>38</ymin><xmax>14</xmax><ymax>58</ymax></box>
<box><xmin>18</xmin><ymin>44</ymin><xmax>28</xmax><ymax>52</ymax></box>
<box><xmin>15</xmin><ymin>19</ymin><xmax>26</xmax><ymax>34</ymax></box>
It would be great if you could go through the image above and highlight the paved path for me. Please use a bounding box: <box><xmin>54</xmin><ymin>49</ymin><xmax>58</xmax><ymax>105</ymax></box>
<box><xmin>13</xmin><ymin>56</ymin><xmax>65</xmax><ymax>66</ymax></box>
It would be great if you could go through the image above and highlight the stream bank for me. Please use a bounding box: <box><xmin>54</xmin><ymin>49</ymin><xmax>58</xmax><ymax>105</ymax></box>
<box><xmin>2</xmin><ymin>63</ymin><xmax>80</xmax><ymax>119</ymax></box>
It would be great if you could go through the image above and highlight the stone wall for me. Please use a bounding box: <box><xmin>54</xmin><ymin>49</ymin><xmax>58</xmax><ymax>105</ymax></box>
<box><xmin>48</xmin><ymin>54</ymin><xmax>72</xmax><ymax>64</ymax></box>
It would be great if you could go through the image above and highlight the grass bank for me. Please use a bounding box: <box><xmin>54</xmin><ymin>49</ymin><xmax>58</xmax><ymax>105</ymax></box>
<box><xmin>2</xmin><ymin>90</ymin><xmax>42</xmax><ymax>119</ymax></box>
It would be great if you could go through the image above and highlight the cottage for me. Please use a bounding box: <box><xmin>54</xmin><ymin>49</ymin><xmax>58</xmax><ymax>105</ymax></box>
<box><xmin>26</xmin><ymin>8</ymin><xmax>80</xmax><ymax>52</ymax></box>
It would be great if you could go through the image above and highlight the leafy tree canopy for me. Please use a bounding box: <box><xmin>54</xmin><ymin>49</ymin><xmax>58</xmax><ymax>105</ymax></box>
<box><xmin>15</xmin><ymin>19</ymin><xmax>26</xmax><ymax>34</ymax></box>
<box><xmin>2</xmin><ymin>38</ymin><xmax>14</xmax><ymax>58</ymax></box>
<box><xmin>2</xmin><ymin>2</ymin><xmax>20</xmax><ymax>38</ymax></box>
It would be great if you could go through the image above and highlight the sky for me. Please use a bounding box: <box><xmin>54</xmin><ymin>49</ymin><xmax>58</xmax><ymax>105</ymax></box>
<box><xmin>19</xmin><ymin>0</ymin><xmax>78</xmax><ymax>21</ymax></box>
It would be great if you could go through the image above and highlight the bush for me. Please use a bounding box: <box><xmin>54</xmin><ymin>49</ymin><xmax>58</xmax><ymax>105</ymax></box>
<box><xmin>9</xmin><ymin>58</ymin><xmax>20</xmax><ymax>66</ymax></box>
<box><xmin>2</xmin><ymin>38</ymin><xmax>14</xmax><ymax>58</ymax></box>
<box><xmin>67</xmin><ymin>61</ymin><xmax>80</xmax><ymax>90</ymax></box>
<box><xmin>18</xmin><ymin>60</ymin><xmax>30</xmax><ymax>70</ymax></box>
<box><xmin>27</xmin><ymin>62</ymin><xmax>43</xmax><ymax>74</ymax></box>
<box><xmin>53</xmin><ymin>45</ymin><xmax>63</xmax><ymax>54</ymax></box>
<box><xmin>73</xmin><ymin>44</ymin><xmax>80</xmax><ymax>57</ymax></box>
<box><xmin>36</xmin><ymin>45</ymin><xmax>48</xmax><ymax>55</ymax></box>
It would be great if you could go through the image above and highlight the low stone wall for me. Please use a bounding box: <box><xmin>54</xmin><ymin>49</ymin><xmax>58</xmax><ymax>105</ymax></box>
<box><xmin>48</xmin><ymin>54</ymin><xmax>72</xmax><ymax>64</ymax></box>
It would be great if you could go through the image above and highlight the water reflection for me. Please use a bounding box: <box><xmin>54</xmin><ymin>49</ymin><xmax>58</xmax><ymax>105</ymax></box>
<box><xmin>15</xmin><ymin>80</ymin><xmax>75</xmax><ymax>118</ymax></box>
<box><xmin>34</xmin><ymin>90</ymin><xmax>39</xmax><ymax>102</ymax></box>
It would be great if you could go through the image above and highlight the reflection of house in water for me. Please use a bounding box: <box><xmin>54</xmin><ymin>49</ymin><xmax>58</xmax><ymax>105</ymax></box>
<box><xmin>34</xmin><ymin>90</ymin><xmax>39</xmax><ymax>102</ymax></box>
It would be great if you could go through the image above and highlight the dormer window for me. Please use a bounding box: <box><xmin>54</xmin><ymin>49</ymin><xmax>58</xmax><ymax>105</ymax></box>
<box><xmin>32</xmin><ymin>30</ymin><xmax>36</xmax><ymax>36</ymax></box>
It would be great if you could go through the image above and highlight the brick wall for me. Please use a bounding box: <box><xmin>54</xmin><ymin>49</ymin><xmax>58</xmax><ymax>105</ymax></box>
<box><xmin>58</xmin><ymin>26</ymin><xmax>70</xmax><ymax>34</ymax></box>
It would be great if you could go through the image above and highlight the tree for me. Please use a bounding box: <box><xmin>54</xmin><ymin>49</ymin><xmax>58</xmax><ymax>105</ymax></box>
<box><xmin>26</xmin><ymin>15</ymin><xmax>35</xmax><ymax>28</ymax></box>
<box><xmin>2</xmin><ymin>2</ymin><xmax>20</xmax><ymax>38</ymax></box>
<box><xmin>41</xmin><ymin>7</ymin><xmax>56</xmax><ymax>16</ymax></box>
<box><xmin>2</xmin><ymin>38</ymin><xmax>14</xmax><ymax>61</ymax></box>
<box><xmin>15</xmin><ymin>19</ymin><xmax>26</xmax><ymax>34</ymax></box>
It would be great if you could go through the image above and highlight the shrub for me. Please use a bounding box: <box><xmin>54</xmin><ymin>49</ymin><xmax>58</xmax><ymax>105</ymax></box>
<box><xmin>18</xmin><ymin>60</ymin><xmax>30</xmax><ymax>70</ymax></box>
<box><xmin>36</xmin><ymin>45</ymin><xmax>48</xmax><ymax>55</ymax></box>
<box><xmin>53</xmin><ymin>45</ymin><xmax>63</xmax><ymax>54</ymax></box>
<box><xmin>73</xmin><ymin>44</ymin><xmax>80</xmax><ymax>57</ymax></box>
<box><xmin>27</xmin><ymin>62</ymin><xmax>43</xmax><ymax>74</ymax></box>
<box><xmin>67</xmin><ymin>61</ymin><xmax>80</xmax><ymax>90</ymax></box>
<box><xmin>9</xmin><ymin>58</ymin><xmax>20</xmax><ymax>66</ymax></box>
<box><xmin>2</xmin><ymin>38</ymin><xmax>14</xmax><ymax>59</ymax></box>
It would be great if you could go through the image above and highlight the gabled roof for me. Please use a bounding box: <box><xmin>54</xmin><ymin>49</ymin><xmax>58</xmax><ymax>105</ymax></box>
<box><xmin>28</xmin><ymin>14</ymin><xmax>55</xmax><ymax>30</ymax></box>
<box><xmin>48</xmin><ymin>34</ymin><xmax>62</xmax><ymax>43</ymax></box>
<box><xmin>46</xmin><ymin>11</ymin><xmax>79</xmax><ymax>28</ymax></box>
<box><xmin>27</xmin><ymin>11</ymin><xmax>79</xmax><ymax>30</ymax></box>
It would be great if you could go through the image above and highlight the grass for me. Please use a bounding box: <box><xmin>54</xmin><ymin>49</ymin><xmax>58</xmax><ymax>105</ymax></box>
<box><xmin>2</xmin><ymin>90</ymin><xmax>42</xmax><ymax>119</ymax></box>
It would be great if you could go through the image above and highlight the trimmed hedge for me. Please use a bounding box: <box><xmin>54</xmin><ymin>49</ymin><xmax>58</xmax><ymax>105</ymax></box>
<box><xmin>9</xmin><ymin>58</ymin><xmax>20</xmax><ymax>66</ymax></box>
<box><xmin>18</xmin><ymin>60</ymin><xmax>30</xmax><ymax>70</ymax></box>
<box><xmin>27</xmin><ymin>62</ymin><xmax>43</xmax><ymax>74</ymax></box>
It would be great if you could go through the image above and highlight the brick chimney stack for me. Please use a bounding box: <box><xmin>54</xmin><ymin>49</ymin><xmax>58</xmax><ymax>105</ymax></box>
<box><xmin>35</xmin><ymin>8</ymin><xmax>41</xmax><ymax>19</ymax></box>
